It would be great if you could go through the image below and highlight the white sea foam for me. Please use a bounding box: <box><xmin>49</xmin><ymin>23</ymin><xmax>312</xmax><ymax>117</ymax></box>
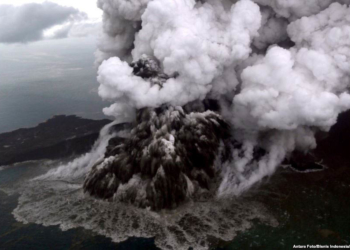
<box><xmin>8</xmin><ymin>122</ymin><xmax>277</xmax><ymax>250</ymax></box>
<box><xmin>13</xmin><ymin>175</ymin><xmax>277</xmax><ymax>250</ymax></box>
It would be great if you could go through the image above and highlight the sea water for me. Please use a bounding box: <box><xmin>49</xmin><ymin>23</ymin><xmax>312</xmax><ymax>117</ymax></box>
<box><xmin>0</xmin><ymin>37</ymin><xmax>109</xmax><ymax>133</ymax></box>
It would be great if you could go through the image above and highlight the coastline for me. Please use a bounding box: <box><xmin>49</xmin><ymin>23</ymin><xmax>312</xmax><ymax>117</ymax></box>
<box><xmin>0</xmin><ymin>115</ymin><xmax>111</xmax><ymax>167</ymax></box>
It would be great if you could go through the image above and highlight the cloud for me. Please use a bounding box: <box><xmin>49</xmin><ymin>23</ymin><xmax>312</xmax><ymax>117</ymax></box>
<box><xmin>51</xmin><ymin>22</ymin><xmax>101</xmax><ymax>39</ymax></box>
<box><xmin>0</xmin><ymin>2</ymin><xmax>86</xmax><ymax>43</ymax></box>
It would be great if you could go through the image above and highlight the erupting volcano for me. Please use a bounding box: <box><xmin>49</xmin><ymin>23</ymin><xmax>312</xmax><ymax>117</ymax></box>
<box><xmin>84</xmin><ymin>56</ymin><xmax>232</xmax><ymax>209</ymax></box>
<box><xmin>82</xmin><ymin>0</ymin><xmax>350</xmax><ymax>209</ymax></box>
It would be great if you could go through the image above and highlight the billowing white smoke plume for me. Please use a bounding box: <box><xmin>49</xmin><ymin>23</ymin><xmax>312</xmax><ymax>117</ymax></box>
<box><xmin>253</xmin><ymin>0</ymin><xmax>350</xmax><ymax>19</ymax></box>
<box><xmin>97</xmin><ymin>0</ymin><xmax>261</xmax><ymax>109</ymax></box>
<box><xmin>94</xmin><ymin>0</ymin><xmax>350</xmax><ymax>197</ymax></box>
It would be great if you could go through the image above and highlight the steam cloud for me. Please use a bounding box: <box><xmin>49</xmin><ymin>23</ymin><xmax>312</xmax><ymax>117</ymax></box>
<box><xmin>88</xmin><ymin>0</ymin><xmax>350</xmax><ymax>205</ymax></box>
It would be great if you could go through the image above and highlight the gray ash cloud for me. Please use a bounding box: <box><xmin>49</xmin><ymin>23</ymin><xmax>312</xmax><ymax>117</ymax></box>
<box><xmin>0</xmin><ymin>2</ymin><xmax>86</xmax><ymax>43</ymax></box>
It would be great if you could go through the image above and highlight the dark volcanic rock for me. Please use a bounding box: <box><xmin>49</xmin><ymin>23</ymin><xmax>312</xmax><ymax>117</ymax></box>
<box><xmin>84</xmin><ymin>105</ymin><xmax>231</xmax><ymax>210</ymax></box>
<box><xmin>0</xmin><ymin>115</ymin><xmax>111</xmax><ymax>166</ymax></box>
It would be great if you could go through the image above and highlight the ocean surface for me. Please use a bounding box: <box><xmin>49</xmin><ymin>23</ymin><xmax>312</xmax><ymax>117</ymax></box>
<box><xmin>0</xmin><ymin>37</ymin><xmax>110</xmax><ymax>133</ymax></box>
<box><xmin>0</xmin><ymin>162</ymin><xmax>158</xmax><ymax>250</ymax></box>
<box><xmin>0</xmin><ymin>158</ymin><xmax>349</xmax><ymax>250</ymax></box>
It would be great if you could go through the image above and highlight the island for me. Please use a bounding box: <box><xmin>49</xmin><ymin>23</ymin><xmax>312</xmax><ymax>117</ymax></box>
<box><xmin>0</xmin><ymin>115</ymin><xmax>111</xmax><ymax>166</ymax></box>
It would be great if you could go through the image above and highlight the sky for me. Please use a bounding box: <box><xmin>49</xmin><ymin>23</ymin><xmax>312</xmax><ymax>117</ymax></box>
<box><xmin>0</xmin><ymin>0</ymin><xmax>102</xmax><ymax>43</ymax></box>
<box><xmin>0</xmin><ymin>1</ymin><xmax>108</xmax><ymax>132</ymax></box>
<box><xmin>1</xmin><ymin>0</ymin><xmax>101</xmax><ymax>19</ymax></box>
